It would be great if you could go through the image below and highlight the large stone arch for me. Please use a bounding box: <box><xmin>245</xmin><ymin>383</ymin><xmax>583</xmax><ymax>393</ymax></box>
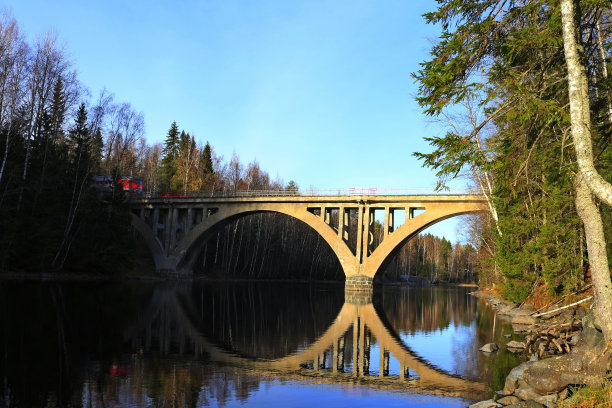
<box><xmin>362</xmin><ymin>202</ymin><xmax>487</xmax><ymax>279</ymax></box>
<box><xmin>162</xmin><ymin>203</ymin><xmax>360</xmax><ymax>277</ymax></box>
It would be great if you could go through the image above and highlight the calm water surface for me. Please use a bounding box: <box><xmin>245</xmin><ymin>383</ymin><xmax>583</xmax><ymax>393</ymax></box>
<box><xmin>0</xmin><ymin>281</ymin><xmax>523</xmax><ymax>407</ymax></box>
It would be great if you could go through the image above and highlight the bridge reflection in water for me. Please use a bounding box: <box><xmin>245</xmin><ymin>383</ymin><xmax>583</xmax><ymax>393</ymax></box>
<box><xmin>124</xmin><ymin>284</ymin><xmax>488</xmax><ymax>400</ymax></box>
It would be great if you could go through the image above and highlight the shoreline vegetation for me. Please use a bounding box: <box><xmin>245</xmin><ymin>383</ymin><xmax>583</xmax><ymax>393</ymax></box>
<box><xmin>411</xmin><ymin>1</ymin><xmax>612</xmax><ymax>406</ymax></box>
<box><xmin>469</xmin><ymin>289</ymin><xmax>611</xmax><ymax>408</ymax></box>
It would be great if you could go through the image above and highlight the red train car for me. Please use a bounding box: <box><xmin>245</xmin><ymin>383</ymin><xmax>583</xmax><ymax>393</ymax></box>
<box><xmin>93</xmin><ymin>176</ymin><xmax>143</xmax><ymax>195</ymax></box>
<box><xmin>117</xmin><ymin>176</ymin><xmax>143</xmax><ymax>194</ymax></box>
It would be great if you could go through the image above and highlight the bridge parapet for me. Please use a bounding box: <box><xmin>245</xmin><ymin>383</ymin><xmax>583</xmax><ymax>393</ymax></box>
<box><xmin>130</xmin><ymin>193</ymin><xmax>488</xmax><ymax>289</ymax></box>
<box><xmin>139</xmin><ymin>187</ymin><xmax>482</xmax><ymax>199</ymax></box>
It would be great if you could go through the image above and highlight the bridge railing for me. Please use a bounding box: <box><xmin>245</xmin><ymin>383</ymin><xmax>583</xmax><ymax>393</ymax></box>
<box><xmin>137</xmin><ymin>187</ymin><xmax>483</xmax><ymax>199</ymax></box>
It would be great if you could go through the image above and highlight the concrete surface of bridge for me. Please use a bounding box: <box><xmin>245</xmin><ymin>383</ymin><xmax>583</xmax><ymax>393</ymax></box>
<box><xmin>130</xmin><ymin>192</ymin><xmax>487</xmax><ymax>290</ymax></box>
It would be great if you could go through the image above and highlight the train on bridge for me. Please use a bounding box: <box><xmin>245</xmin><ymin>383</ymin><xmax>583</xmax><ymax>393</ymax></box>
<box><xmin>93</xmin><ymin>176</ymin><xmax>143</xmax><ymax>195</ymax></box>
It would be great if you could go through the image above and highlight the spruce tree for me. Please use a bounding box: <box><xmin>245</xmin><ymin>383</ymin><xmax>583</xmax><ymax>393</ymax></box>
<box><xmin>50</xmin><ymin>77</ymin><xmax>66</xmax><ymax>143</ymax></box>
<box><xmin>159</xmin><ymin>121</ymin><xmax>180</xmax><ymax>191</ymax></box>
<box><xmin>70</xmin><ymin>104</ymin><xmax>89</xmax><ymax>156</ymax></box>
<box><xmin>200</xmin><ymin>141</ymin><xmax>214</xmax><ymax>191</ymax></box>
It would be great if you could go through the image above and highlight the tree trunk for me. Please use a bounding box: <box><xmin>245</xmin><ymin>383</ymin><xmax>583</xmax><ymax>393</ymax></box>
<box><xmin>560</xmin><ymin>0</ymin><xmax>612</xmax><ymax>341</ymax></box>
<box><xmin>574</xmin><ymin>177</ymin><xmax>612</xmax><ymax>341</ymax></box>
<box><xmin>560</xmin><ymin>0</ymin><xmax>612</xmax><ymax>206</ymax></box>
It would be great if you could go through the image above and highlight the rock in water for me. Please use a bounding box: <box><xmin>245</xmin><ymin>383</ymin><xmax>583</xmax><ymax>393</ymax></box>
<box><xmin>506</xmin><ymin>340</ymin><xmax>526</xmax><ymax>351</ymax></box>
<box><xmin>498</xmin><ymin>308</ymin><xmax>538</xmax><ymax>325</ymax></box>
<box><xmin>479</xmin><ymin>343</ymin><xmax>499</xmax><ymax>353</ymax></box>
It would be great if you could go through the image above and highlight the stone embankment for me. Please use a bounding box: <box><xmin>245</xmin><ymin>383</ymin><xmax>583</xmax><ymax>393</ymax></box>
<box><xmin>469</xmin><ymin>290</ymin><xmax>611</xmax><ymax>408</ymax></box>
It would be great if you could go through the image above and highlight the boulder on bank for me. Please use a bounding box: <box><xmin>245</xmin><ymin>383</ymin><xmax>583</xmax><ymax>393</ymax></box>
<box><xmin>480</xmin><ymin>343</ymin><xmax>499</xmax><ymax>353</ymax></box>
<box><xmin>504</xmin><ymin>401</ymin><xmax>545</xmax><ymax>408</ymax></box>
<box><xmin>503</xmin><ymin>362</ymin><xmax>530</xmax><ymax>395</ymax></box>
<box><xmin>533</xmin><ymin>394</ymin><xmax>558</xmax><ymax>408</ymax></box>
<box><xmin>468</xmin><ymin>399</ymin><xmax>501</xmax><ymax>408</ymax></box>
<box><xmin>514</xmin><ymin>387</ymin><xmax>542</xmax><ymax>401</ymax></box>
<box><xmin>582</xmin><ymin>310</ymin><xmax>601</xmax><ymax>331</ymax></box>
<box><xmin>497</xmin><ymin>395</ymin><xmax>520</xmax><ymax>405</ymax></box>
<box><xmin>522</xmin><ymin>327</ymin><xmax>610</xmax><ymax>394</ymax></box>
<box><xmin>497</xmin><ymin>301</ymin><xmax>517</xmax><ymax>313</ymax></box>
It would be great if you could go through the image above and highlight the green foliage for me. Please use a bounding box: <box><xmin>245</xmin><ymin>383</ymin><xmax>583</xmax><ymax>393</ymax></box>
<box><xmin>159</xmin><ymin>121</ymin><xmax>180</xmax><ymax>191</ymax></box>
<box><xmin>200</xmin><ymin>141</ymin><xmax>214</xmax><ymax>191</ymax></box>
<box><xmin>0</xmin><ymin>84</ymin><xmax>135</xmax><ymax>274</ymax></box>
<box><xmin>560</xmin><ymin>381</ymin><xmax>612</xmax><ymax>408</ymax></box>
<box><xmin>414</xmin><ymin>0</ymin><xmax>611</xmax><ymax>302</ymax></box>
<box><xmin>285</xmin><ymin>180</ymin><xmax>299</xmax><ymax>193</ymax></box>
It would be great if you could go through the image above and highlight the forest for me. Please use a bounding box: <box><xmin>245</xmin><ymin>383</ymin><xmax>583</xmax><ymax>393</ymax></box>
<box><xmin>413</xmin><ymin>0</ymin><xmax>612</xmax><ymax>307</ymax></box>
<box><xmin>2</xmin><ymin>0</ymin><xmax>609</xmax><ymax>303</ymax></box>
<box><xmin>0</xmin><ymin>13</ymin><xmax>476</xmax><ymax>281</ymax></box>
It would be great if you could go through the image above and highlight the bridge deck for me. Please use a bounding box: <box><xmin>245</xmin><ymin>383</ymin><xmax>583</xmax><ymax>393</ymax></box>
<box><xmin>134</xmin><ymin>194</ymin><xmax>486</xmax><ymax>205</ymax></box>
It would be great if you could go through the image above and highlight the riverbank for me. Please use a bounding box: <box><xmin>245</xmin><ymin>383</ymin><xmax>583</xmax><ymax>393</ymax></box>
<box><xmin>0</xmin><ymin>269</ymin><xmax>480</xmax><ymax>287</ymax></box>
<box><xmin>468</xmin><ymin>289</ymin><xmax>610</xmax><ymax>408</ymax></box>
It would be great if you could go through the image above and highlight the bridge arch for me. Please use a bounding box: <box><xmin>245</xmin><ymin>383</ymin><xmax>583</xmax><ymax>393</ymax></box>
<box><xmin>134</xmin><ymin>203</ymin><xmax>360</xmax><ymax>277</ymax></box>
<box><xmin>130</xmin><ymin>213</ymin><xmax>166</xmax><ymax>267</ymax></box>
<box><xmin>130</xmin><ymin>195</ymin><xmax>488</xmax><ymax>285</ymax></box>
<box><xmin>362</xmin><ymin>202</ymin><xmax>487</xmax><ymax>279</ymax></box>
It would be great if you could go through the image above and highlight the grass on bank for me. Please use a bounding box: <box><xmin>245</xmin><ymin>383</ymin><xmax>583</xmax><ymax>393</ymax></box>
<box><xmin>558</xmin><ymin>381</ymin><xmax>612</xmax><ymax>407</ymax></box>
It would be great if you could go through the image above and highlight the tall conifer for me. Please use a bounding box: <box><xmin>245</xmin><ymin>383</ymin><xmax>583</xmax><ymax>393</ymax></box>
<box><xmin>160</xmin><ymin>121</ymin><xmax>180</xmax><ymax>190</ymax></box>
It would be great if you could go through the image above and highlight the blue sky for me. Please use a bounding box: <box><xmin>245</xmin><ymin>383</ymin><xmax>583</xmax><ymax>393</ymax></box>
<box><xmin>5</xmin><ymin>0</ymin><xmax>470</xmax><ymax>242</ymax></box>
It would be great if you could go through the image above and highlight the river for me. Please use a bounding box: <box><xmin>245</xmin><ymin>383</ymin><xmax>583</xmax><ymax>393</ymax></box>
<box><xmin>0</xmin><ymin>281</ymin><xmax>523</xmax><ymax>407</ymax></box>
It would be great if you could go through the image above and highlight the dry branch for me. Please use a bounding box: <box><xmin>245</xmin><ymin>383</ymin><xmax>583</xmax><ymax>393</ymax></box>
<box><xmin>531</xmin><ymin>296</ymin><xmax>593</xmax><ymax>317</ymax></box>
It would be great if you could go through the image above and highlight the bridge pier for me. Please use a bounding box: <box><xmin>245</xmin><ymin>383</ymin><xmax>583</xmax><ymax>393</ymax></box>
<box><xmin>344</xmin><ymin>275</ymin><xmax>373</xmax><ymax>293</ymax></box>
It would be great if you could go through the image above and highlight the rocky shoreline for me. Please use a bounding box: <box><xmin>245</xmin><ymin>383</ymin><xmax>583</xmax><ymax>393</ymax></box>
<box><xmin>468</xmin><ymin>290</ymin><xmax>610</xmax><ymax>408</ymax></box>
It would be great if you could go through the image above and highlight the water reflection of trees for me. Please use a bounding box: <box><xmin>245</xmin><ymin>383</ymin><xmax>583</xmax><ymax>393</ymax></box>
<box><xmin>381</xmin><ymin>286</ymin><xmax>477</xmax><ymax>333</ymax></box>
<box><xmin>81</xmin><ymin>358</ymin><xmax>265</xmax><ymax>408</ymax></box>
<box><xmin>0</xmin><ymin>282</ymin><xmax>511</xmax><ymax>407</ymax></box>
<box><xmin>380</xmin><ymin>286</ymin><xmax>522</xmax><ymax>385</ymax></box>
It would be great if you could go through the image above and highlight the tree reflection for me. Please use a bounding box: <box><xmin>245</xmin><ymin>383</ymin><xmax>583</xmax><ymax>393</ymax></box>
<box><xmin>0</xmin><ymin>282</ymin><xmax>518</xmax><ymax>407</ymax></box>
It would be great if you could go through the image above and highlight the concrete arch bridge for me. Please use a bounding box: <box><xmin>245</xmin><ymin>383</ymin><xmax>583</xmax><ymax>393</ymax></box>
<box><xmin>123</xmin><ymin>285</ymin><xmax>488</xmax><ymax>399</ymax></box>
<box><xmin>130</xmin><ymin>191</ymin><xmax>487</xmax><ymax>290</ymax></box>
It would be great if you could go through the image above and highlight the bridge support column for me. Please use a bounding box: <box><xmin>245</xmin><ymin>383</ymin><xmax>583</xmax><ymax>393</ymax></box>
<box><xmin>344</xmin><ymin>275</ymin><xmax>373</xmax><ymax>294</ymax></box>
